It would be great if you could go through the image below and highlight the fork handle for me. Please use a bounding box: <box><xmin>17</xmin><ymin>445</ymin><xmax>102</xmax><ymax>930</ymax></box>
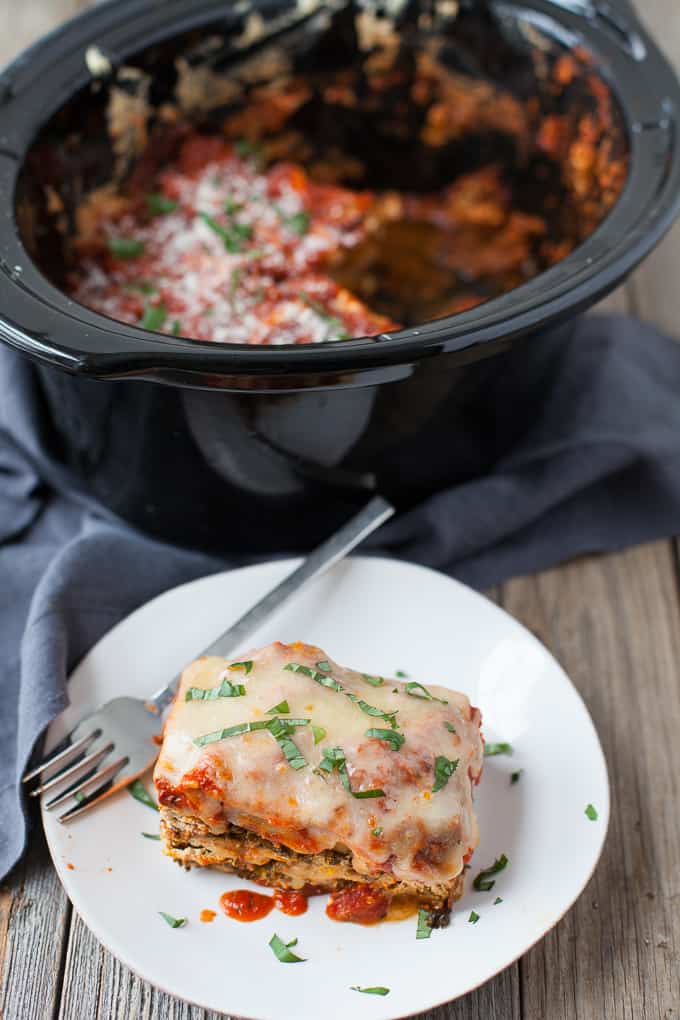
<box><xmin>148</xmin><ymin>495</ymin><xmax>395</xmax><ymax>714</ymax></box>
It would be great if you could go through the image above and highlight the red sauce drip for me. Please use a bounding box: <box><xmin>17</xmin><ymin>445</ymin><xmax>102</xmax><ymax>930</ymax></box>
<box><xmin>326</xmin><ymin>884</ymin><xmax>389</xmax><ymax>925</ymax></box>
<box><xmin>219</xmin><ymin>890</ymin><xmax>274</xmax><ymax>922</ymax></box>
<box><xmin>200</xmin><ymin>909</ymin><xmax>217</xmax><ymax>923</ymax></box>
<box><xmin>274</xmin><ymin>890</ymin><xmax>308</xmax><ymax>916</ymax></box>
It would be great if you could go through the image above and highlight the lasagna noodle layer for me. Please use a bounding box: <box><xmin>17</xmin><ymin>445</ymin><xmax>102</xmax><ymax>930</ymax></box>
<box><xmin>160</xmin><ymin>808</ymin><xmax>463</xmax><ymax>921</ymax></box>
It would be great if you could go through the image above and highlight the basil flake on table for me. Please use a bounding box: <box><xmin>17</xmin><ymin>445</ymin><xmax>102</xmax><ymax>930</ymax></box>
<box><xmin>140</xmin><ymin>302</ymin><xmax>167</xmax><ymax>332</ymax></box>
<box><xmin>585</xmin><ymin>803</ymin><xmax>598</xmax><ymax>821</ymax></box>
<box><xmin>146</xmin><ymin>193</ymin><xmax>178</xmax><ymax>216</ymax></box>
<box><xmin>185</xmin><ymin>678</ymin><xmax>246</xmax><ymax>701</ymax></box>
<box><xmin>365</xmin><ymin>727</ymin><xmax>405</xmax><ymax>751</ymax></box>
<box><xmin>484</xmin><ymin>742</ymin><xmax>513</xmax><ymax>757</ymax></box>
<box><xmin>159</xmin><ymin>912</ymin><xmax>186</xmax><ymax>928</ymax></box>
<box><xmin>142</xmin><ymin>832</ymin><xmax>161</xmax><ymax>840</ymax></box>
<box><xmin>494</xmin><ymin>897</ymin><xmax>503</xmax><ymax>905</ymax></box>
<box><xmin>269</xmin><ymin>933</ymin><xmax>306</xmax><ymax>963</ymax></box>
<box><xmin>267</xmin><ymin>700</ymin><xmax>290</xmax><ymax>715</ymax></box>
<box><xmin>432</xmin><ymin>755</ymin><xmax>459</xmax><ymax>793</ymax></box>
<box><xmin>361</xmin><ymin>673</ymin><xmax>384</xmax><ymax>687</ymax></box>
<box><xmin>228</xmin><ymin>660</ymin><xmax>253</xmax><ymax>674</ymax></box>
<box><xmin>473</xmin><ymin>854</ymin><xmax>508</xmax><ymax>892</ymax></box>
<box><xmin>107</xmin><ymin>236</ymin><xmax>144</xmax><ymax>259</ymax></box>
<box><xmin>395</xmin><ymin>669</ymin><xmax>409</xmax><ymax>678</ymax></box>
<box><xmin>511</xmin><ymin>769</ymin><xmax>523</xmax><ymax>784</ymax></box>
<box><xmin>351</xmin><ymin>986</ymin><xmax>390</xmax><ymax>996</ymax></box>
<box><xmin>416</xmin><ymin>909</ymin><xmax>432</xmax><ymax>940</ymax></box>
<box><xmin>468</xmin><ymin>910</ymin><xmax>480</xmax><ymax>924</ymax></box>
<box><xmin>404</xmin><ymin>681</ymin><xmax>448</xmax><ymax>705</ymax></box>
<box><xmin>128</xmin><ymin>779</ymin><xmax>158</xmax><ymax>811</ymax></box>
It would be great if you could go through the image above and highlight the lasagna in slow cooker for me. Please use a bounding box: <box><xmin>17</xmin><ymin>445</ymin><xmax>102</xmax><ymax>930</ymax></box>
<box><xmin>154</xmin><ymin>641</ymin><xmax>484</xmax><ymax>926</ymax></box>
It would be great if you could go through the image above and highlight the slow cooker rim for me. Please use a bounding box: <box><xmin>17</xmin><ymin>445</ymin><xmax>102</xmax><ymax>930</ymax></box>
<box><xmin>0</xmin><ymin>0</ymin><xmax>679</xmax><ymax>384</ymax></box>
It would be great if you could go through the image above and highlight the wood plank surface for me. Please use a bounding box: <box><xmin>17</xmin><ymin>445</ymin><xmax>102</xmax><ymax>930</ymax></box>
<box><xmin>0</xmin><ymin>822</ymin><xmax>71</xmax><ymax>1020</ymax></box>
<box><xmin>503</xmin><ymin>542</ymin><xmax>680</xmax><ymax>1020</ymax></box>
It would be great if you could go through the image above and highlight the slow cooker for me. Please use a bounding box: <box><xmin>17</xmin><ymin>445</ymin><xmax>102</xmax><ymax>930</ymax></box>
<box><xmin>0</xmin><ymin>0</ymin><xmax>679</xmax><ymax>554</ymax></box>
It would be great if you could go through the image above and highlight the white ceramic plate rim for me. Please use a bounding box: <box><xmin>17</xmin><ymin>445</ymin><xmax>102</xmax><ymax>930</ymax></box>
<box><xmin>41</xmin><ymin>557</ymin><xmax>610</xmax><ymax>1020</ymax></box>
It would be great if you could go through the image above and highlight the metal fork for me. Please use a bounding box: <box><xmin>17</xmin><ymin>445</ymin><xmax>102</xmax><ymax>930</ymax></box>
<box><xmin>22</xmin><ymin>495</ymin><xmax>394</xmax><ymax>822</ymax></box>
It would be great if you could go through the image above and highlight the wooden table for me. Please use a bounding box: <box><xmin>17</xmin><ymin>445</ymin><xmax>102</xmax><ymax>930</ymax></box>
<box><xmin>1</xmin><ymin>2</ymin><xmax>680</xmax><ymax>1017</ymax></box>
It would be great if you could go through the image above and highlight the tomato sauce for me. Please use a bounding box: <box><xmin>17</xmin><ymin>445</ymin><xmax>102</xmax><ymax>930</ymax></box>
<box><xmin>325</xmin><ymin>884</ymin><xmax>389</xmax><ymax>925</ymax></box>
<box><xmin>273</xmin><ymin>890</ymin><xmax>309</xmax><ymax>916</ymax></box>
<box><xmin>219</xmin><ymin>889</ymin><xmax>275</xmax><ymax>922</ymax></box>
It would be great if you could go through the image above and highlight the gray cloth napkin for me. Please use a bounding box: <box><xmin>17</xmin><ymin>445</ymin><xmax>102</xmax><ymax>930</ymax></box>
<box><xmin>3</xmin><ymin>313</ymin><xmax>680</xmax><ymax>879</ymax></box>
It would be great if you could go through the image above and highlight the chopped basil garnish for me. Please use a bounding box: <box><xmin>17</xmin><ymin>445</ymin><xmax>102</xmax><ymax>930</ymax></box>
<box><xmin>432</xmin><ymin>755</ymin><xmax>459</xmax><ymax>793</ymax></box>
<box><xmin>107</xmin><ymin>237</ymin><xmax>144</xmax><ymax>259</ymax></box>
<box><xmin>473</xmin><ymin>854</ymin><xmax>508</xmax><ymax>892</ymax></box>
<box><xmin>125</xmin><ymin>280</ymin><xmax>156</xmax><ymax>295</ymax></box>
<box><xmin>229</xmin><ymin>660</ymin><xmax>253</xmax><ymax>675</ymax></box>
<box><xmin>484</xmin><ymin>742</ymin><xmax>513</xmax><ymax>757</ymax></box>
<box><xmin>185</xmin><ymin>678</ymin><xmax>246</xmax><ymax>701</ymax></box>
<box><xmin>284</xmin><ymin>662</ymin><xmax>342</xmax><ymax>691</ymax></box>
<box><xmin>171</xmin><ymin>319</ymin><xmax>182</xmax><ymax>336</ymax></box>
<box><xmin>128</xmin><ymin>779</ymin><xmax>158</xmax><ymax>811</ymax></box>
<box><xmin>140</xmin><ymin>302</ymin><xmax>167</xmax><ymax>332</ymax></box>
<box><xmin>299</xmin><ymin>293</ymin><xmax>351</xmax><ymax>340</ymax></box>
<box><xmin>269</xmin><ymin>933</ymin><xmax>305</xmax><ymax>963</ymax></box>
<box><xmin>511</xmin><ymin>769</ymin><xmax>523</xmax><ymax>785</ymax></box>
<box><xmin>146</xmin><ymin>193</ymin><xmax>178</xmax><ymax>216</ymax></box>
<box><xmin>281</xmin><ymin>210</ymin><xmax>310</xmax><ymax>236</ymax></box>
<box><xmin>585</xmin><ymin>803</ymin><xmax>598</xmax><ymax>821</ymax></box>
<box><xmin>350</xmin><ymin>986</ymin><xmax>390</xmax><ymax>996</ymax></box>
<box><xmin>316</xmin><ymin>660</ymin><xmax>331</xmax><ymax>672</ymax></box>
<box><xmin>224</xmin><ymin>197</ymin><xmax>244</xmax><ymax>216</ymax></box>
<box><xmin>159</xmin><ymin>912</ymin><xmax>186</xmax><ymax>929</ymax></box>
<box><xmin>345</xmin><ymin>693</ymin><xmax>398</xmax><ymax>728</ymax></box>
<box><xmin>199</xmin><ymin>211</ymin><xmax>252</xmax><ymax>253</ymax></box>
<box><xmin>312</xmin><ymin>724</ymin><xmax>326</xmax><ymax>745</ymax></box>
<box><xmin>318</xmin><ymin>746</ymin><xmax>384</xmax><ymax>799</ymax></box>
<box><xmin>494</xmin><ymin>897</ymin><xmax>503</xmax><ymax>905</ymax></box>
<box><xmin>194</xmin><ymin>717</ymin><xmax>309</xmax><ymax>771</ymax></box>
<box><xmin>284</xmin><ymin>662</ymin><xmax>397</xmax><ymax>726</ymax></box>
<box><xmin>268</xmin><ymin>716</ymin><xmax>308</xmax><ymax>770</ymax></box>
<box><xmin>468</xmin><ymin>910</ymin><xmax>480</xmax><ymax>924</ymax></box>
<box><xmin>404</xmin><ymin>681</ymin><xmax>448</xmax><ymax>705</ymax></box>
<box><xmin>444</xmin><ymin>721</ymin><xmax>456</xmax><ymax>733</ymax></box>
<box><xmin>142</xmin><ymin>832</ymin><xmax>161</xmax><ymax>840</ymax></box>
<box><xmin>229</xmin><ymin>267</ymin><xmax>241</xmax><ymax>306</ymax></box>
<box><xmin>267</xmin><ymin>700</ymin><xmax>290</xmax><ymax>715</ymax></box>
<box><xmin>361</xmin><ymin>673</ymin><xmax>384</xmax><ymax>687</ymax></box>
<box><xmin>365</xmin><ymin>727</ymin><xmax>405</xmax><ymax>751</ymax></box>
<box><xmin>416</xmin><ymin>909</ymin><xmax>432</xmax><ymax>940</ymax></box>
<box><xmin>235</xmin><ymin>137</ymin><xmax>265</xmax><ymax>163</ymax></box>
<box><xmin>372</xmin><ymin>827</ymin><xmax>383</xmax><ymax>837</ymax></box>
<box><xmin>395</xmin><ymin>669</ymin><xmax>408</xmax><ymax>678</ymax></box>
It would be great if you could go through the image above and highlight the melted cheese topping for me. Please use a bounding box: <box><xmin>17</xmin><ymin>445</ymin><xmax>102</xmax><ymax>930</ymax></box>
<box><xmin>154</xmin><ymin>641</ymin><xmax>483</xmax><ymax>885</ymax></box>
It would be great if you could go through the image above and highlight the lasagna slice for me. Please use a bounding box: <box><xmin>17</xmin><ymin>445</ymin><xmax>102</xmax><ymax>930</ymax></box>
<box><xmin>154</xmin><ymin>641</ymin><xmax>483</xmax><ymax>926</ymax></box>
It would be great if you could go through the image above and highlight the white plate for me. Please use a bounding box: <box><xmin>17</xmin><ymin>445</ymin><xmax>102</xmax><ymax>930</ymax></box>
<box><xmin>42</xmin><ymin>557</ymin><xmax>608</xmax><ymax>1020</ymax></box>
